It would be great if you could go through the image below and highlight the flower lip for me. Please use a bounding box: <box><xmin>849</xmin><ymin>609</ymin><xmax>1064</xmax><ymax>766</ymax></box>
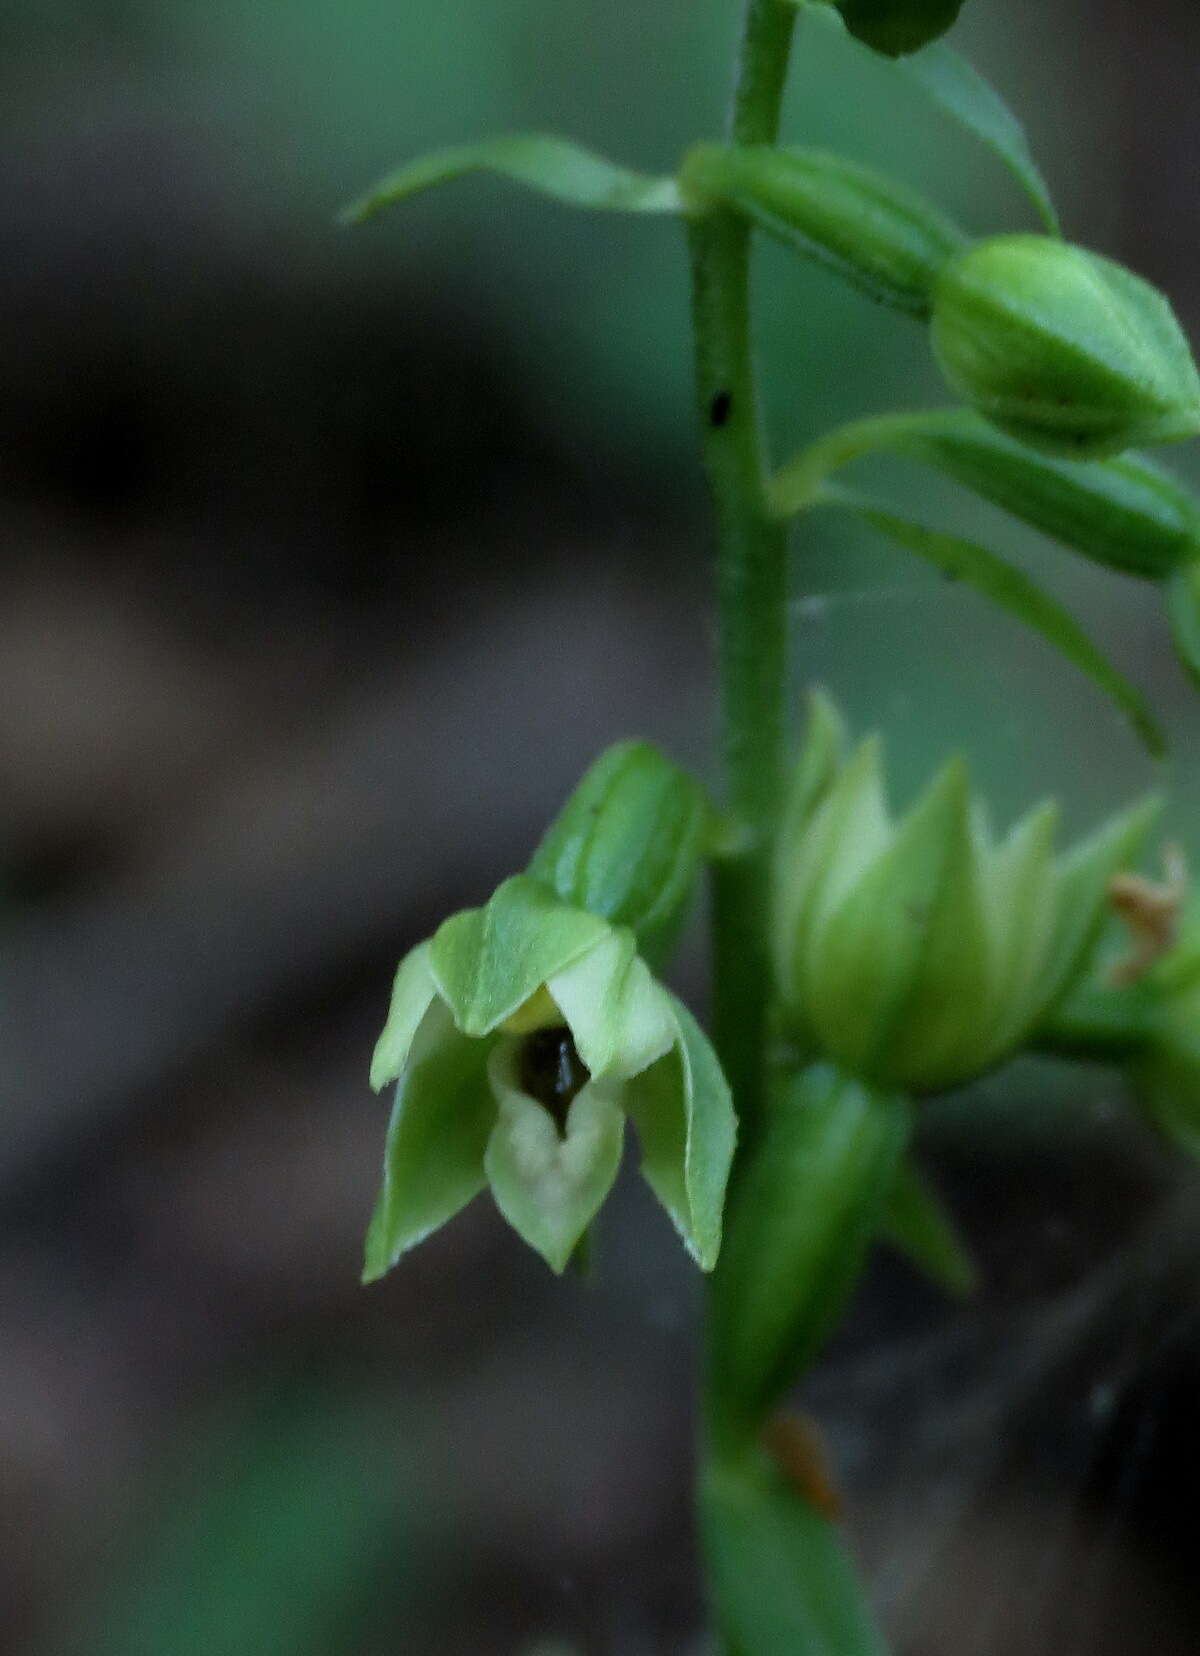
<box><xmin>516</xmin><ymin>1024</ymin><xmax>592</xmax><ymax>1131</ymax></box>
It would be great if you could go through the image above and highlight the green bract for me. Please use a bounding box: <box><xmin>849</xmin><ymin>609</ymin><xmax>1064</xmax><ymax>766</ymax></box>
<box><xmin>365</xmin><ymin>875</ymin><xmax>736</xmax><ymax>1276</ymax></box>
<box><xmin>931</xmin><ymin>234</ymin><xmax>1200</xmax><ymax>458</ymax></box>
<box><xmin>527</xmin><ymin>739</ymin><xmax>714</xmax><ymax>968</ymax></box>
<box><xmin>771</xmin><ymin>695</ymin><xmax>1159</xmax><ymax>1093</ymax></box>
<box><xmin>680</xmin><ymin>144</ymin><xmax>965</xmax><ymax>317</ymax></box>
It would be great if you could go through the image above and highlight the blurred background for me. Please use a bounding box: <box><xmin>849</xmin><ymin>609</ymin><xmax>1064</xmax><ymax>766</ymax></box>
<box><xmin>3</xmin><ymin>1</ymin><xmax>1200</xmax><ymax>1651</ymax></box>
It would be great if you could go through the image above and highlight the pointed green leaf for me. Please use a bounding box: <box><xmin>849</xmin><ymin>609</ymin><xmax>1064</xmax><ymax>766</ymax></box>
<box><xmin>900</xmin><ymin>42</ymin><xmax>1059</xmax><ymax>233</ymax></box>
<box><xmin>623</xmin><ymin>994</ymin><xmax>737</xmax><ymax>1270</ymax></box>
<box><xmin>983</xmin><ymin>799</ymin><xmax>1062</xmax><ymax>1056</ymax></box>
<box><xmin>822</xmin><ymin>486</ymin><xmax>1165</xmax><ymax>756</ymax></box>
<box><xmin>701</xmin><ymin>1455</ymin><xmax>889</xmax><ymax>1656</ymax></box>
<box><xmin>484</xmin><ymin>1047</ymin><xmax>625</xmax><ymax>1274</ymax></box>
<box><xmin>881</xmin><ymin>1153</ymin><xmax>977</xmax><ymax>1295</ymax></box>
<box><xmin>882</xmin><ymin>784</ymin><xmax>996</xmax><ymax>1090</ymax></box>
<box><xmin>709</xmin><ymin>1064</ymin><xmax>909</xmax><ymax>1430</ymax></box>
<box><xmin>547</xmin><ymin>925</ymin><xmax>676</xmax><ymax>1082</ymax></box>
<box><xmin>1038</xmin><ymin>793</ymin><xmax>1162</xmax><ymax>1011</ymax></box>
<box><xmin>806</xmin><ymin>759</ymin><xmax>967</xmax><ymax>1078</ymax></box>
<box><xmin>342</xmin><ymin>135</ymin><xmax>681</xmax><ymax>225</ymax></box>
<box><xmin>801</xmin><ymin>3</ymin><xmax>1057</xmax><ymax>227</ymax></box>
<box><xmin>369</xmin><ymin>942</ymin><xmax>439</xmax><ymax>1093</ymax></box>
<box><xmin>773</xmin><ymin>736</ymin><xmax>891</xmax><ymax>1043</ymax></box>
<box><xmin>430</xmin><ymin>875</ymin><xmax>608</xmax><ymax>1038</ymax></box>
<box><xmin>779</xmin><ymin>688</ymin><xmax>849</xmax><ymax>849</ymax></box>
<box><xmin>362</xmin><ymin>1004</ymin><xmax>494</xmax><ymax>1282</ymax></box>
<box><xmin>791</xmin><ymin>735</ymin><xmax>891</xmax><ymax>942</ymax></box>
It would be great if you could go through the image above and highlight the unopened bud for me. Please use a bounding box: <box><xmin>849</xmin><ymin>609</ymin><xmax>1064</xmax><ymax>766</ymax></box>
<box><xmin>931</xmin><ymin>234</ymin><xmax>1200</xmax><ymax>458</ymax></box>
<box><xmin>527</xmin><ymin>741</ymin><xmax>713</xmax><ymax>968</ymax></box>
<box><xmin>835</xmin><ymin>0</ymin><xmax>966</xmax><ymax>57</ymax></box>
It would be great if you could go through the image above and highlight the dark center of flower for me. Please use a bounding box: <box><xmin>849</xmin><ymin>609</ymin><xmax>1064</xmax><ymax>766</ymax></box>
<box><xmin>518</xmin><ymin>1025</ymin><xmax>590</xmax><ymax>1131</ymax></box>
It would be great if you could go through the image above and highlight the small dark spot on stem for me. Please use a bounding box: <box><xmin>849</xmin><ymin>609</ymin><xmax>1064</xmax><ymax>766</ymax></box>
<box><xmin>709</xmin><ymin>390</ymin><xmax>732</xmax><ymax>428</ymax></box>
<box><xmin>518</xmin><ymin>1026</ymin><xmax>591</xmax><ymax>1131</ymax></box>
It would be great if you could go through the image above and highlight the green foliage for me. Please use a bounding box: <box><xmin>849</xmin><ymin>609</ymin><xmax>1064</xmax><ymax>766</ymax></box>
<box><xmin>338</xmin><ymin>1</ymin><xmax>1200</xmax><ymax>1646</ymax></box>
<box><xmin>880</xmin><ymin>1153</ymin><xmax>978</xmax><ymax>1294</ymax></box>
<box><xmin>341</xmin><ymin>134</ymin><xmax>680</xmax><ymax>225</ymax></box>
<box><xmin>897</xmin><ymin>41</ymin><xmax>1059</xmax><ymax>232</ymax></box>
<box><xmin>709</xmin><ymin>1064</ymin><xmax>909</xmax><ymax>1434</ymax></box>
<box><xmin>701</xmin><ymin>1452</ymin><xmax>890</xmax><ymax>1655</ymax></box>
<box><xmin>822</xmin><ymin>488</ymin><xmax>1165</xmax><ymax>754</ymax></box>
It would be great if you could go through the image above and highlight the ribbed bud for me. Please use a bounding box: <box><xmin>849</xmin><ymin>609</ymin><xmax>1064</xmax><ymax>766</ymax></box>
<box><xmin>527</xmin><ymin>741</ymin><xmax>713</xmax><ymax>969</ymax></box>
<box><xmin>931</xmin><ymin>234</ymin><xmax>1200</xmax><ymax>458</ymax></box>
<box><xmin>680</xmin><ymin>143</ymin><xmax>965</xmax><ymax>317</ymax></box>
<box><xmin>892</xmin><ymin>411</ymin><xmax>1200</xmax><ymax>580</ymax></box>
<box><xmin>836</xmin><ymin>0</ymin><xmax>966</xmax><ymax>57</ymax></box>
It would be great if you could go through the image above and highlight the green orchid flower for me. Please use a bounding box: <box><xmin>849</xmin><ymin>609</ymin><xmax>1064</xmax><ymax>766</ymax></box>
<box><xmin>364</xmin><ymin>873</ymin><xmax>736</xmax><ymax>1277</ymax></box>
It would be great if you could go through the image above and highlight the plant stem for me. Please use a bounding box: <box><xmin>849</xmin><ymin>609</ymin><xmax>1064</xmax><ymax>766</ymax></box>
<box><xmin>690</xmin><ymin>0</ymin><xmax>796</xmax><ymax>1138</ymax></box>
<box><xmin>1033</xmin><ymin>985</ymin><xmax>1156</xmax><ymax>1064</ymax></box>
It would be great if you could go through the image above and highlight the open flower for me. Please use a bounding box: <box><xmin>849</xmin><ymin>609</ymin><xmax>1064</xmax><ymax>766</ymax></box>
<box><xmin>364</xmin><ymin>874</ymin><xmax>735</xmax><ymax>1276</ymax></box>
<box><xmin>772</xmin><ymin>693</ymin><xmax>1160</xmax><ymax>1094</ymax></box>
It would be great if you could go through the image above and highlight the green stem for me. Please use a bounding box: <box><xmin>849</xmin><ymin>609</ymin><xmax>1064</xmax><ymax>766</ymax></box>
<box><xmin>690</xmin><ymin>0</ymin><xmax>796</xmax><ymax>1138</ymax></box>
<box><xmin>1033</xmin><ymin>984</ymin><xmax>1157</xmax><ymax>1065</ymax></box>
<box><xmin>770</xmin><ymin>409</ymin><xmax>949</xmax><ymax>517</ymax></box>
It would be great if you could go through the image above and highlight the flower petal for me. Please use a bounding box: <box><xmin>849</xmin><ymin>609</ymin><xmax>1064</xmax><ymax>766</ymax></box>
<box><xmin>773</xmin><ymin>735</ymin><xmax>889</xmax><ymax>1020</ymax></box>
<box><xmin>622</xmin><ymin>994</ymin><xmax>736</xmax><ymax>1270</ymax></box>
<box><xmin>362</xmin><ymin>1002</ymin><xmax>494</xmax><ymax>1282</ymax></box>
<box><xmin>484</xmin><ymin>1044</ymin><xmax>625</xmax><ymax>1273</ymax></box>
<box><xmin>369</xmin><ymin>941</ymin><xmax>439</xmax><ymax>1092</ymax></box>
<box><xmin>1037</xmin><ymin>794</ymin><xmax>1162</xmax><ymax>1012</ymax></box>
<box><xmin>803</xmin><ymin>758</ymin><xmax>967</xmax><ymax>1077</ymax></box>
<box><xmin>882</xmin><ymin>787</ymin><xmax>995</xmax><ymax>1090</ymax></box>
<box><xmin>430</xmin><ymin>874</ymin><xmax>608</xmax><ymax>1037</ymax></box>
<box><xmin>547</xmin><ymin>927</ymin><xmax>676</xmax><ymax>1081</ymax></box>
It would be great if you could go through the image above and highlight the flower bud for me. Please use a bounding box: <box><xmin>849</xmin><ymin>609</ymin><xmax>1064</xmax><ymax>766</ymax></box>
<box><xmin>527</xmin><ymin>740</ymin><xmax>713</xmax><ymax>969</ymax></box>
<box><xmin>772</xmin><ymin>697</ymin><xmax>1159</xmax><ymax>1093</ymax></box>
<box><xmin>835</xmin><ymin>0</ymin><xmax>966</xmax><ymax>57</ymax></box>
<box><xmin>709</xmin><ymin>1062</ymin><xmax>908</xmax><ymax>1429</ymax></box>
<box><xmin>930</xmin><ymin>234</ymin><xmax>1200</xmax><ymax>458</ymax></box>
<box><xmin>680</xmin><ymin>144</ymin><xmax>965</xmax><ymax>316</ymax></box>
<box><xmin>891</xmin><ymin>411</ymin><xmax>1200</xmax><ymax>580</ymax></box>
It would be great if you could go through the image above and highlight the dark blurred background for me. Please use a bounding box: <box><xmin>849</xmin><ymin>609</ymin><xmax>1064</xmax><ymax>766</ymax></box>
<box><xmin>3</xmin><ymin>2</ymin><xmax>1200</xmax><ymax>1652</ymax></box>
